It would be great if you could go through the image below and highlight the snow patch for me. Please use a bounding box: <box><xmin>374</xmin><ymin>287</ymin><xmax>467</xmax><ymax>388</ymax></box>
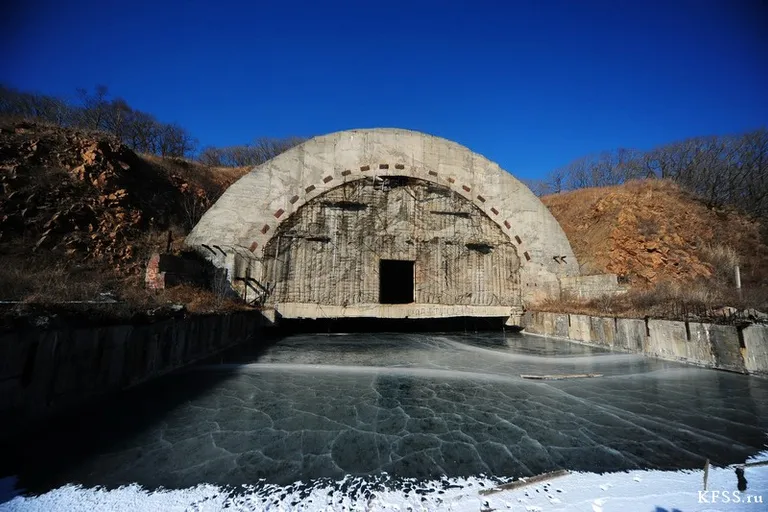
<box><xmin>2</xmin><ymin>454</ymin><xmax>767</xmax><ymax>511</ymax></box>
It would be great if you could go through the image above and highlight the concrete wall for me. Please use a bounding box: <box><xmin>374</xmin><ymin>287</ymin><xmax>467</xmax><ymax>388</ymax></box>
<box><xmin>0</xmin><ymin>312</ymin><xmax>263</xmax><ymax>436</ymax></box>
<box><xmin>523</xmin><ymin>311</ymin><xmax>767</xmax><ymax>376</ymax></box>
<box><xmin>567</xmin><ymin>314</ymin><xmax>591</xmax><ymax>342</ymax></box>
<box><xmin>261</xmin><ymin>179</ymin><xmax>522</xmax><ymax>308</ymax></box>
<box><xmin>743</xmin><ymin>324</ymin><xmax>768</xmax><ymax>375</ymax></box>
<box><xmin>559</xmin><ymin>274</ymin><xmax>624</xmax><ymax>300</ymax></box>
<box><xmin>615</xmin><ymin>318</ymin><xmax>645</xmax><ymax>352</ymax></box>
<box><xmin>186</xmin><ymin>128</ymin><xmax>579</xmax><ymax>305</ymax></box>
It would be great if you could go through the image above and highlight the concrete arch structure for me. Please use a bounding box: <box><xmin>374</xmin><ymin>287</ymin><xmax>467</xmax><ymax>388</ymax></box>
<box><xmin>186</xmin><ymin>128</ymin><xmax>581</xmax><ymax>321</ymax></box>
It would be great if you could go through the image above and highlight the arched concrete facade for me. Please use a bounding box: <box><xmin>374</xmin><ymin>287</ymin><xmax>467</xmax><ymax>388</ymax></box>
<box><xmin>186</xmin><ymin>128</ymin><xmax>579</xmax><ymax>319</ymax></box>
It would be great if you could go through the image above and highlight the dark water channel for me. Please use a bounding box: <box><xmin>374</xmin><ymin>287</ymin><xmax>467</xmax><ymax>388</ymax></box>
<box><xmin>2</xmin><ymin>332</ymin><xmax>768</xmax><ymax>499</ymax></box>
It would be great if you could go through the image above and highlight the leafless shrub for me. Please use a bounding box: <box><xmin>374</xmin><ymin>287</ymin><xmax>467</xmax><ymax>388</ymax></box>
<box><xmin>590</xmin><ymin>294</ymin><xmax>617</xmax><ymax>315</ymax></box>
<box><xmin>699</xmin><ymin>243</ymin><xmax>739</xmax><ymax>283</ymax></box>
<box><xmin>540</xmin><ymin>129</ymin><xmax>768</xmax><ymax>221</ymax></box>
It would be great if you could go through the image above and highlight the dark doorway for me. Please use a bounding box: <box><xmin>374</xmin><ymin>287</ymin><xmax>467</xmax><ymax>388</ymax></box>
<box><xmin>379</xmin><ymin>260</ymin><xmax>415</xmax><ymax>304</ymax></box>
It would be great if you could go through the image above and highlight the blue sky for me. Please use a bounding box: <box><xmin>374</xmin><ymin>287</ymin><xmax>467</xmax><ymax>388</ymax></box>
<box><xmin>3</xmin><ymin>0</ymin><xmax>766</xmax><ymax>180</ymax></box>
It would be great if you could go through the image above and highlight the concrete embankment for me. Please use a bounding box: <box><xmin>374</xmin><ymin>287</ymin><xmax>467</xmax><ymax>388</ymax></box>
<box><xmin>0</xmin><ymin>311</ymin><xmax>264</xmax><ymax>436</ymax></box>
<box><xmin>524</xmin><ymin>311</ymin><xmax>768</xmax><ymax>376</ymax></box>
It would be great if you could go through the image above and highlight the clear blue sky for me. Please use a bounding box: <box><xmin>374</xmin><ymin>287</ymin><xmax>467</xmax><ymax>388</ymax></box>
<box><xmin>3</xmin><ymin>0</ymin><xmax>766</xmax><ymax>180</ymax></box>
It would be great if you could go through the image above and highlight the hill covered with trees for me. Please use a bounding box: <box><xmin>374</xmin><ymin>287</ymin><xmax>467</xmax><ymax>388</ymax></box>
<box><xmin>531</xmin><ymin>128</ymin><xmax>768</xmax><ymax>223</ymax></box>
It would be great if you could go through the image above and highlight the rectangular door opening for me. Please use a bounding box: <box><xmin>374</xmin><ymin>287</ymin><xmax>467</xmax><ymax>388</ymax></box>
<box><xmin>379</xmin><ymin>260</ymin><xmax>415</xmax><ymax>304</ymax></box>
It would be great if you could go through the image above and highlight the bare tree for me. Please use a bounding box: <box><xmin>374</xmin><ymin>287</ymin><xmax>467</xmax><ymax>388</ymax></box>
<box><xmin>196</xmin><ymin>136</ymin><xmax>306</xmax><ymax>167</ymax></box>
<box><xmin>75</xmin><ymin>85</ymin><xmax>110</xmax><ymax>130</ymax></box>
<box><xmin>541</xmin><ymin>129</ymin><xmax>768</xmax><ymax>222</ymax></box>
<box><xmin>198</xmin><ymin>146</ymin><xmax>225</xmax><ymax>166</ymax></box>
<box><xmin>102</xmin><ymin>98</ymin><xmax>132</xmax><ymax>139</ymax></box>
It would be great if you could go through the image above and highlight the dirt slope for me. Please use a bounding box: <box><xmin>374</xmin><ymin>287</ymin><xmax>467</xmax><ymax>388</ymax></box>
<box><xmin>542</xmin><ymin>180</ymin><xmax>768</xmax><ymax>288</ymax></box>
<box><xmin>0</xmin><ymin>120</ymin><xmax>249</xmax><ymax>302</ymax></box>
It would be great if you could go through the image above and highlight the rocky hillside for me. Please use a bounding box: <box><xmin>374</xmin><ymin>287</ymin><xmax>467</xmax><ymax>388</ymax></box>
<box><xmin>543</xmin><ymin>180</ymin><xmax>768</xmax><ymax>288</ymax></box>
<box><xmin>0</xmin><ymin>120</ymin><xmax>249</xmax><ymax>304</ymax></box>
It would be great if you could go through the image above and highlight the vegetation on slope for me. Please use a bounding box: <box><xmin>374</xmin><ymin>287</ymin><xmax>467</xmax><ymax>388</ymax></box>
<box><xmin>531</xmin><ymin>129</ymin><xmax>768</xmax><ymax>222</ymax></box>
<box><xmin>541</xmin><ymin>180</ymin><xmax>768</xmax><ymax>319</ymax></box>
<box><xmin>0</xmin><ymin>119</ymin><xmax>252</xmax><ymax>320</ymax></box>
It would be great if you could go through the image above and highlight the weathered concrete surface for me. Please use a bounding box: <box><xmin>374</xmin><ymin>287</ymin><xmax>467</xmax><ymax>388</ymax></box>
<box><xmin>615</xmin><ymin>318</ymin><xmax>646</xmax><ymax>352</ymax></box>
<box><xmin>707</xmin><ymin>324</ymin><xmax>746</xmax><ymax>373</ymax></box>
<box><xmin>553</xmin><ymin>313</ymin><xmax>569</xmax><ymax>338</ymax></box>
<box><xmin>589</xmin><ymin>316</ymin><xmax>616</xmax><ymax>348</ymax></box>
<box><xmin>568</xmin><ymin>314</ymin><xmax>591</xmax><ymax>342</ymax></box>
<box><xmin>560</xmin><ymin>274</ymin><xmax>625</xmax><ymax>300</ymax></box>
<box><xmin>262</xmin><ymin>179</ymin><xmax>522</xmax><ymax>308</ymax></box>
<box><xmin>743</xmin><ymin>324</ymin><xmax>768</xmax><ymax>375</ymax></box>
<box><xmin>646</xmin><ymin>320</ymin><xmax>688</xmax><ymax>361</ymax></box>
<box><xmin>521</xmin><ymin>311</ymin><xmax>548</xmax><ymax>336</ymax></box>
<box><xmin>524</xmin><ymin>311</ymin><xmax>766</xmax><ymax>376</ymax></box>
<box><xmin>186</xmin><ymin>129</ymin><xmax>579</xmax><ymax>307</ymax></box>
<box><xmin>276</xmin><ymin>303</ymin><xmax>514</xmax><ymax>320</ymax></box>
<box><xmin>686</xmin><ymin>322</ymin><xmax>717</xmax><ymax>367</ymax></box>
<box><xmin>0</xmin><ymin>312</ymin><xmax>263</xmax><ymax>437</ymax></box>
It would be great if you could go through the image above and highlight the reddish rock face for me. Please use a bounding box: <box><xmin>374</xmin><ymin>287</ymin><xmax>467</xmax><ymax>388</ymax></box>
<box><xmin>0</xmin><ymin>120</ymin><xmax>244</xmax><ymax>277</ymax></box>
<box><xmin>543</xmin><ymin>180</ymin><xmax>768</xmax><ymax>288</ymax></box>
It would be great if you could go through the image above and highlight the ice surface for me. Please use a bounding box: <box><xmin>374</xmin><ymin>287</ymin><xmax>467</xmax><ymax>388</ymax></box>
<box><xmin>2</xmin><ymin>332</ymin><xmax>767</xmax><ymax>507</ymax></box>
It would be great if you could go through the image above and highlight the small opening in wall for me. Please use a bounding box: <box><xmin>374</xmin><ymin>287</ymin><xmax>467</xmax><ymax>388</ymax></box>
<box><xmin>322</xmin><ymin>200</ymin><xmax>368</xmax><ymax>211</ymax></box>
<box><xmin>430</xmin><ymin>210</ymin><xmax>471</xmax><ymax>218</ymax></box>
<box><xmin>379</xmin><ymin>260</ymin><xmax>415</xmax><ymax>304</ymax></box>
<box><xmin>466</xmin><ymin>242</ymin><xmax>494</xmax><ymax>254</ymax></box>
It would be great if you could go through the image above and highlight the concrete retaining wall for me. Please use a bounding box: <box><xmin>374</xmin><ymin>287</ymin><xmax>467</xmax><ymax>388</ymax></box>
<box><xmin>523</xmin><ymin>311</ymin><xmax>767</xmax><ymax>376</ymax></box>
<box><xmin>0</xmin><ymin>312</ymin><xmax>263</xmax><ymax>436</ymax></box>
<box><xmin>590</xmin><ymin>316</ymin><xmax>616</xmax><ymax>348</ymax></box>
<box><xmin>646</xmin><ymin>319</ymin><xmax>689</xmax><ymax>361</ymax></box>
<box><xmin>615</xmin><ymin>318</ymin><xmax>645</xmax><ymax>352</ymax></box>
<box><xmin>559</xmin><ymin>274</ymin><xmax>625</xmax><ymax>300</ymax></box>
<box><xmin>743</xmin><ymin>324</ymin><xmax>768</xmax><ymax>375</ymax></box>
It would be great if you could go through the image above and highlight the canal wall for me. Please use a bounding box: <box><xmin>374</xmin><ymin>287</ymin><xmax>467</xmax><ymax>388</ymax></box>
<box><xmin>523</xmin><ymin>311</ymin><xmax>768</xmax><ymax>376</ymax></box>
<box><xmin>0</xmin><ymin>311</ymin><xmax>264</xmax><ymax>435</ymax></box>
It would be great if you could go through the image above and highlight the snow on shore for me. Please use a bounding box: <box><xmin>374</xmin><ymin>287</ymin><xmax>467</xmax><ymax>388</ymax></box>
<box><xmin>2</xmin><ymin>455</ymin><xmax>767</xmax><ymax>511</ymax></box>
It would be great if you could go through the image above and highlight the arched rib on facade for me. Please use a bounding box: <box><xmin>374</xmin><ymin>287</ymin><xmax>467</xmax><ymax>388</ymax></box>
<box><xmin>253</xmin><ymin>168</ymin><xmax>532</xmax><ymax>262</ymax></box>
<box><xmin>188</xmin><ymin>129</ymin><xmax>576</xmax><ymax>271</ymax></box>
<box><xmin>185</xmin><ymin>128</ymin><xmax>579</xmax><ymax>304</ymax></box>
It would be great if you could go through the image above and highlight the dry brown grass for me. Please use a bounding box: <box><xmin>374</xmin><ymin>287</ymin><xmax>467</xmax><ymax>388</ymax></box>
<box><xmin>535</xmin><ymin>279</ymin><xmax>767</xmax><ymax>322</ymax></box>
<box><xmin>157</xmin><ymin>284</ymin><xmax>249</xmax><ymax>314</ymax></box>
<box><xmin>0</xmin><ymin>245</ymin><xmax>250</xmax><ymax>320</ymax></box>
<box><xmin>115</xmin><ymin>274</ymin><xmax>248</xmax><ymax>314</ymax></box>
<box><xmin>0</xmin><ymin>256</ymin><xmax>106</xmax><ymax>304</ymax></box>
<box><xmin>699</xmin><ymin>243</ymin><xmax>740</xmax><ymax>283</ymax></box>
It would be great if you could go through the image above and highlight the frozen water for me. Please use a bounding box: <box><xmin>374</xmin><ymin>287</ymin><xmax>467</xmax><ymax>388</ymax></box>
<box><xmin>1</xmin><ymin>331</ymin><xmax>767</xmax><ymax>507</ymax></box>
